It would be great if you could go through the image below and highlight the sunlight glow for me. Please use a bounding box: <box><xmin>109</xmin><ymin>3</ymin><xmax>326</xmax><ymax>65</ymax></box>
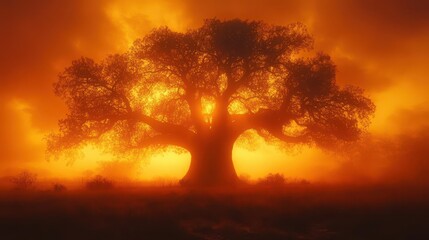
<box><xmin>201</xmin><ymin>97</ymin><xmax>215</xmax><ymax>125</ymax></box>
<box><xmin>10</xmin><ymin>99</ymin><xmax>44</xmax><ymax>145</ymax></box>
<box><xmin>370</xmin><ymin>82</ymin><xmax>428</xmax><ymax>135</ymax></box>
<box><xmin>105</xmin><ymin>1</ymin><xmax>188</xmax><ymax>47</ymax></box>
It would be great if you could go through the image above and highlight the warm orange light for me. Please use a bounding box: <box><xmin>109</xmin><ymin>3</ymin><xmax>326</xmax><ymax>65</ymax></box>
<box><xmin>2</xmin><ymin>1</ymin><xmax>428</xmax><ymax>186</ymax></box>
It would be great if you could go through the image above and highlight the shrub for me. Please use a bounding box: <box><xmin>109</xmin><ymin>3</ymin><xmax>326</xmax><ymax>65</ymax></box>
<box><xmin>238</xmin><ymin>174</ymin><xmax>252</xmax><ymax>185</ymax></box>
<box><xmin>11</xmin><ymin>171</ymin><xmax>37</xmax><ymax>190</ymax></box>
<box><xmin>257</xmin><ymin>173</ymin><xmax>286</xmax><ymax>187</ymax></box>
<box><xmin>85</xmin><ymin>175</ymin><xmax>114</xmax><ymax>190</ymax></box>
<box><xmin>52</xmin><ymin>183</ymin><xmax>67</xmax><ymax>192</ymax></box>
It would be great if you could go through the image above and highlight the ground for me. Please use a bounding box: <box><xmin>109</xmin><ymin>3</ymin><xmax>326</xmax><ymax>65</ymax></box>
<box><xmin>0</xmin><ymin>183</ymin><xmax>428</xmax><ymax>239</ymax></box>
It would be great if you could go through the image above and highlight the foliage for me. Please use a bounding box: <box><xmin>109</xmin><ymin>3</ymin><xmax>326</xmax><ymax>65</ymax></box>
<box><xmin>257</xmin><ymin>173</ymin><xmax>287</xmax><ymax>186</ymax></box>
<box><xmin>11</xmin><ymin>171</ymin><xmax>37</xmax><ymax>190</ymax></box>
<box><xmin>257</xmin><ymin>173</ymin><xmax>310</xmax><ymax>187</ymax></box>
<box><xmin>52</xmin><ymin>183</ymin><xmax>67</xmax><ymax>192</ymax></box>
<box><xmin>48</xmin><ymin>18</ymin><xmax>374</xmax><ymax>153</ymax></box>
<box><xmin>47</xmin><ymin>19</ymin><xmax>375</xmax><ymax>184</ymax></box>
<box><xmin>85</xmin><ymin>175</ymin><xmax>114</xmax><ymax>190</ymax></box>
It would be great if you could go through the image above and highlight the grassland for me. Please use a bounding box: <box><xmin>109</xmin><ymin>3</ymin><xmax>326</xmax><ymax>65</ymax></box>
<box><xmin>0</xmin><ymin>182</ymin><xmax>428</xmax><ymax>239</ymax></box>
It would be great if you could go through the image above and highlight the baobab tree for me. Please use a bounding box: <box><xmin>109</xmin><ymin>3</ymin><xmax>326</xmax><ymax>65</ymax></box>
<box><xmin>48</xmin><ymin>19</ymin><xmax>375</xmax><ymax>186</ymax></box>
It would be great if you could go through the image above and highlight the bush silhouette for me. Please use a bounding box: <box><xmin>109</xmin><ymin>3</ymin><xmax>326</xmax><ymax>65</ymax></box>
<box><xmin>11</xmin><ymin>171</ymin><xmax>37</xmax><ymax>190</ymax></box>
<box><xmin>52</xmin><ymin>183</ymin><xmax>67</xmax><ymax>192</ymax></box>
<box><xmin>85</xmin><ymin>175</ymin><xmax>114</xmax><ymax>190</ymax></box>
<box><xmin>257</xmin><ymin>173</ymin><xmax>286</xmax><ymax>186</ymax></box>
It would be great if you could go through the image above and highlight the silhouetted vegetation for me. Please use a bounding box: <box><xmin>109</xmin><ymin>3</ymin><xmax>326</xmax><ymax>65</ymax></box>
<box><xmin>10</xmin><ymin>171</ymin><xmax>37</xmax><ymax>190</ymax></box>
<box><xmin>257</xmin><ymin>173</ymin><xmax>286</xmax><ymax>186</ymax></box>
<box><xmin>52</xmin><ymin>183</ymin><xmax>67</xmax><ymax>192</ymax></box>
<box><xmin>85</xmin><ymin>175</ymin><xmax>114</xmax><ymax>190</ymax></box>
<box><xmin>256</xmin><ymin>173</ymin><xmax>310</xmax><ymax>187</ymax></box>
<box><xmin>48</xmin><ymin>18</ymin><xmax>375</xmax><ymax>186</ymax></box>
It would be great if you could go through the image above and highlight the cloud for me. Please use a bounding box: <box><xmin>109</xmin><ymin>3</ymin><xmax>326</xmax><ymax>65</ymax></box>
<box><xmin>0</xmin><ymin>0</ymin><xmax>125</xmax><ymax>174</ymax></box>
<box><xmin>164</xmin><ymin>0</ymin><xmax>429</xmax><ymax>93</ymax></box>
<box><xmin>0</xmin><ymin>99</ymin><xmax>44</xmax><ymax>171</ymax></box>
<box><xmin>329</xmin><ymin>108</ymin><xmax>429</xmax><ymax>184</ymax></box>
<box><xmin>0</xmin><ymin>0</ymin><xmax>124</xmax><ymax>129</ymax></box>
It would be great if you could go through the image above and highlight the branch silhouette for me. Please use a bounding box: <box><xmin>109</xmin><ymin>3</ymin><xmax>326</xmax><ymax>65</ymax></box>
<box><xmin>48</xmin><ymin>19</ymin><xmax>375</xmax><ymax>186</ymax></box>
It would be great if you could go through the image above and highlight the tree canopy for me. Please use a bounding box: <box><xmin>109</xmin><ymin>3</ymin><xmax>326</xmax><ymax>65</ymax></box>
<box><xmin>48</xmin><ymin>19</ymin><xmax>375</xmax><ymax>185</ymax></box>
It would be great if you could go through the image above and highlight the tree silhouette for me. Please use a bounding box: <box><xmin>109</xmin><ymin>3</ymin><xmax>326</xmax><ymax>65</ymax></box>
<box><xmin>48</xmin><ymin>19</ymin><xmax>375</xmax><ymax>186</ymax></box>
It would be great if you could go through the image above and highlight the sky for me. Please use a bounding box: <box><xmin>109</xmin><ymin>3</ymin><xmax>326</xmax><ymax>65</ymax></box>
<box><xmin>1</xmin><ymin>0</ymin><xmax>429</xmax><ymax>183</ymax></box>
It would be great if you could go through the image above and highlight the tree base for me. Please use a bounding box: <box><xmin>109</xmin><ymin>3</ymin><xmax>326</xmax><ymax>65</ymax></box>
<box><xmin>179</xmin><ymin>174</ymin><xmax>240</xmax><ymax>188</ymax></box>
<box><xmin>179</xmin><ymin>166</ymin><xmax>240</xmax><ymax>187</ymax></box>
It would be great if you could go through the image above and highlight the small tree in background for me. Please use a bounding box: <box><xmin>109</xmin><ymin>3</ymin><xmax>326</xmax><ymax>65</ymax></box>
<box><xmin>258</xmin><ymin>173</ymin><xmax>287</xmax><ymax>186</ymax></box>
<box><xmin>11</xmin><ymin>171</ymin><xmax>37</xmax><ymax>190</ymax></box>
<box><xmin>52</xmin><ymin>183</ymin><xmax>67</xmax><ymax>192</ymax></box>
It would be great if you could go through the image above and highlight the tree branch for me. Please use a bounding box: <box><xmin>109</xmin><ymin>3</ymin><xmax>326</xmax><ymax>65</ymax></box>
<box><xmin>132</xmin><ymin>112</ymin><xmax>196</xmax><ymax>142</ymax></box>
<box><xmin>134</xmin><ymin>133</ymin><xmax>193</xmax><ymax>150</ymax></box>
<box><xmin>263</xmin><ymin>128</ymin><xmax>310</xmax><ymax>144</ymax></box>
<box><xmin>231</xmin><ymin>108</ymin><xmax>304</xmax><ymax>143</ymax></box>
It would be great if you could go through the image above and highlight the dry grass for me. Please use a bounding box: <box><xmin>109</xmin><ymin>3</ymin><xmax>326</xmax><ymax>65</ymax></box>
<box><xmin>0</xmin><ymin>183</ymin><xmax>428</xmax><ymax>239</ymax></box>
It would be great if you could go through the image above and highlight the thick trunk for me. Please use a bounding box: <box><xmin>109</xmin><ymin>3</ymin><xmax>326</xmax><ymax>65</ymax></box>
<box><xmin>181</xmin><ymin>133</ymin><xmax>239</xmax><ymax>186</ymax></box>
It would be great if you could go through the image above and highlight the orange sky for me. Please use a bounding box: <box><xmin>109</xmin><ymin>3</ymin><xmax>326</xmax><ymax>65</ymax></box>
<box><xmin>1</xmin><ymin>0</ymin><xmax>429</xmax><ymax>183</ymax></box>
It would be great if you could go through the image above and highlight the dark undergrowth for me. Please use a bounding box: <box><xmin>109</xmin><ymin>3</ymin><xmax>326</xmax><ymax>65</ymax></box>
<box><xmin>0</xmin><ymin>183</ymin><xmax>428</xmax><ymax>240</ymax></box>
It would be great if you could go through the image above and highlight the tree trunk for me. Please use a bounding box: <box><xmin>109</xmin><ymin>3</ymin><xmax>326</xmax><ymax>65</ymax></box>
<box><xmin>181</xmin><ymin>133</ymin><xmax>239</xmax><ymax>187</ymax></box>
